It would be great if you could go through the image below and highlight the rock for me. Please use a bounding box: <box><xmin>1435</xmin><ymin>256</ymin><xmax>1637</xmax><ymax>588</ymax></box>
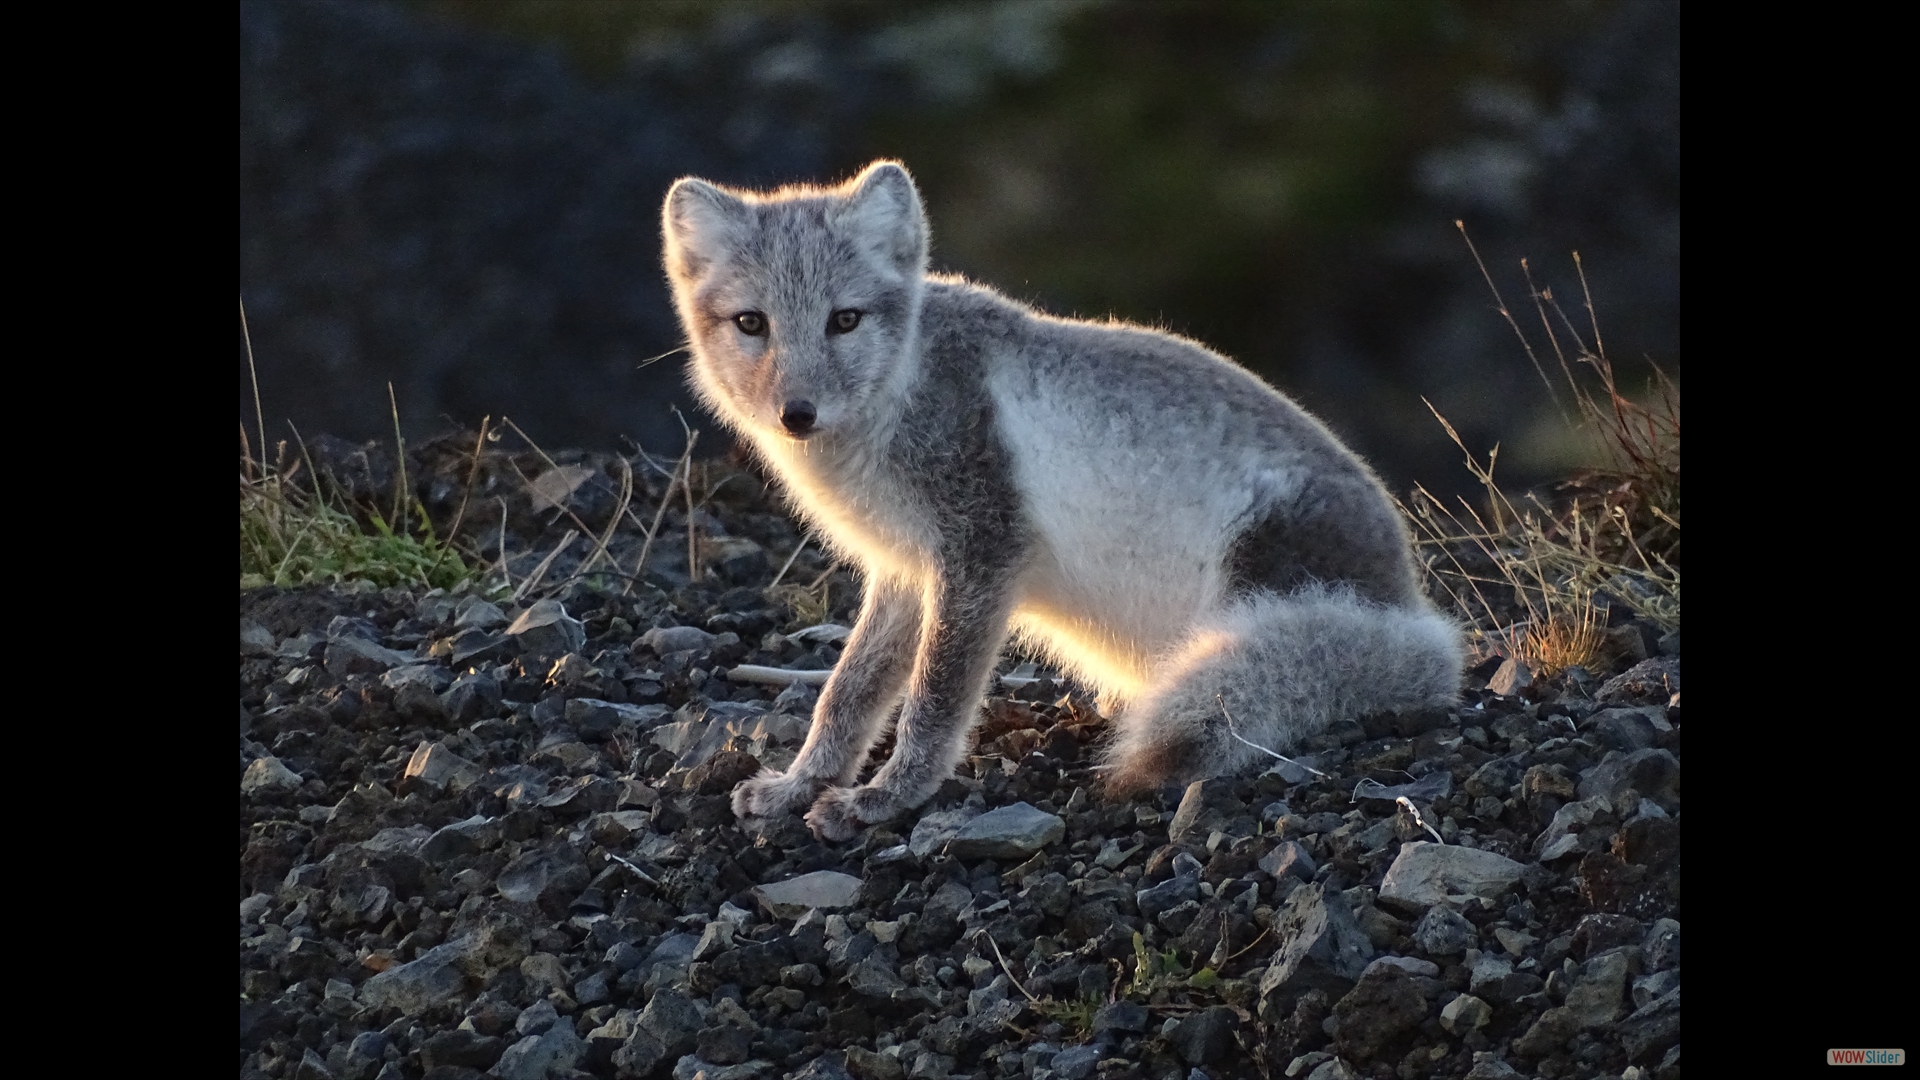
<box><xmin>685</xmin><ymin>749</ymin><xmax>763</xmax><ymax>797</ymax></box>
<box><xmin>944</xmin><ymin>802</ymin><xmax>1065</xmax><ymax>860</ymax></box>
<box><xmin>443</xmin><ymin>671</ymin><xmax>504</xmax><ymax>722</ymax></box>
<box><xmin>324</xmin><ymin>634</ymin><xmax>417</xmax><ymax>676</ymax></box>
<box><xmin>1376</xmin><ymin>842</ymin><xmax>1526</xmax><ymax>913</ymax></box>
<box><xmin>691</xmin><ymin>920</ymin><xmax>736</xmax><ymax>962</ymax></box>
<box><xmin>845</xmin><ymin>1046</ymin><xmax>905</xmax><ymax>1080</ymax></box>
<box><xmin>1259</xmin><ymin>841</ymin><xmax>1318</xmax><ymax>883</ymax></box>
<box><xmin>1169</xmin><ymin>1006</ymin><xmax>1239</xmax><ymax>1066</ymax></box>
<box><xmin>1410</xmin><ymin>905</ymin><xmax>1477</xmax><ymax>956</ymax></box>
<box><xmin>358</xmin><ymin>938</ymin><xmax>473</xmax><ymax>1013</ymax></box>
<box><xmin>641</xmin><ymin>625</ymin><xmax>717</xmax><ymax>655</ymax></box>
<box><xmin>1302</xmin><ymin>1059</ymin><xmax>1359</xmax><ymax>1080</ymax></box>
<box><xmin>493</xmin><ymin>1020</ymin><xmax>585</xmax><ymax>1080</ymax></box>
<box><xmin>1487</xmin><ymin>658</ymin><xmax>1532</xmax><ymax>696</ymax></box>
<box><xmin>454</xmin><ymin>598</ymin><xmax>509</xmax><ymax>630</ymax></box>
<box><xmin>1440</xmin><ymin>993</ymin><xmax>1492</xmax><ymax>1033</ymax></box>
<box><xmin>1642</xmin><ymin>918</ymin><xmax>1680</xmax><ymax>971</ymax></box>
<box><xmin>520</xmin><ymin>953</ymin><xmax>570</xmax><ymax>995</ymax></box>
<box><xmin>1588</xmin><ymin>707</ymin><xmax>1664</xmax><ymax>752</ymax></box>
<box><xmin>907</xmin><ymin>1051</ymin><xmax>955</xmax><ymax>1080</ymax></box>
<box><xmin>506</xmin><ymin>599</ymin><xmax>586</xmax><ymax>658</ymax></box>
<box><xmin>292</xmin><ymin>1048</ymin><xmax>334</xmax><ymax>1080</ymax></box>
<box><xmin>1632</xmin><ymin>968</ymin><xmax>1679</xmax><ymax>1010</ymax></box>
<box><xmin>420</xmin><ymin>1030</ymin><xmax>506</xmax><ymax>1071</ymax></box>
<box><xmin>1462</xmin><ymin>1056</ymin><xmax>1516</xmax><ymax>1078</ymax></box>
<box><xmin>1511</xmin><ymin>1006</ymin><xmax>1580</xmax><ymax>1059</ymax></box>
<box><xmin>1563</xmin><ymin>947</ymin><xmax>1633</xmax><ymax>1027</ymax></box>
<box><xmin>847</xmin><ymin>954</ymin><xmax>907</xmax><ymax>999</ymax></box>
<box><xmin>1050</xmin><ymin>1045</ymin><xmax>1103</xmax><ymax>1080</ymax></box>
<box><xmin>754</xmin><ymin>871</ymin><xmax>864</xmax><ymax>917</ymax></box>
<box><xmin>787</xmin><ymin>1054</ymin><xmax>856</xmax><ymax>1080</ymax></box>
<box><xmin>1093</xmin><ymin>837</ymin><xmax>1143</xmax><ymax>870</ymax></box>
<box><xmin>1577</xmin><ymin>748</ymin><xmax>1680</xmax><ymax>807</ymax></box>
<box><xmin>403</xmin><ymin>741</ymin><xmax>485</xmax><ymax>795</ymax></box>
<box><xmin>1616</xmin><ymin>986</ymin><xmax>1681</xmax><ymax>1063</ymax></box>
<box><xmin>1135</xmin><ymin>872</ymin><xmax>1201</xmax><ymax>925</ymax></box>
<box><xmin>1492</xmin><ymin>927</ymin><xmax>1536</xmax><ymax>957</ymax></box>
<box><xmin>420</xmin><ymin>815</ymin><xmax>501</xmax><ymax>864</ymax></box>
<box><xmin>1594</xmin><ymin>657</ymin><xmax>1679</xmax><ymax>704</ymax></box>
<box><xmin>1258</xmin><ymin>883</ymin><xmax>1374</xmax><ymax>998</ymax></box>
<box><xmin>1167</xmin><ymin>780</ymin><xmax>1210</xmax><ymax>841</ymax></box>
<box><xmin>1362</xmin><ymin>956</ymin><xmax>1438</xmax><ymax>979</ymax></box>
<box><xmin>1329</xmin><ymin>966</ymin><xmax>1427</xmax><ymax>1063</ymax></box>
<box><xmin>242</xmin><ymin>756</ymin><xmax>303</xmax><ymax>797</ymax></box>
<box><xmin>1093</xmin><ymin>1000</ymin><xmax>1149</xmax><ymax>1035</ymax></box>
<box><xmin>1535</xmin><ymin>797</ymin><xmax>1612</xmax><ymax>861</ymax></box>
<box><xmin>496</xmin><ymin>847</ymin><xmax>589</xmax><ymax>910</ymax></box>
<box><xmin>638</xmin><ymin>987</ymin><xmax>706</xmax><ymax>1058</ymax></box>
<box><xmin>908</xmin><ymin>807</ymin><xmax>981</xmax><ymax>859</ymax></box>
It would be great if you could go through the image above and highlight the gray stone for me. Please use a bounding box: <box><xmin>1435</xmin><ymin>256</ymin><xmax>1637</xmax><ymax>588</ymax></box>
<box><xmin>323</xmin><ymin>634</ymin><xmax>418</xmax><ymax>676</ymax></box>
<box><xmin>520</xmin><ymin>953</ymin><xmax>570</xmax><ymax>995</ymax></box>
<box><xmin>907</xmin><ymin>1051</ymin><xmax>955</xmax><ymax>1080</ymax></box>
<box><xmin>1259</xmin><ymin>841</ymin><xmax>1318</xmax><ymax>883</ymax></box>
<box><xmin>1440</xmin><ymin>993</ymin><xmax>1492</xmax><ymax>1033</ymax></box>
<box><xmin>754</xmin><ymin>871</ymin><xmax>864</xmax><ymax>917</ymax></box>
<box><xmin>1050</xmin><ymin>1045</ymin><xmax>1103</xmax><ymax>1080</ymax></box>
<box><xmin>944</xmin><ymin>802</ymin><xmax>1065</xmax><ymax>860</ymax></box>
<box><xmin>1411</xmin><ymin>905</ymin><xmax>1477</xmax><ymax>956</ymax></box>
<box><xmin>1303</xmin><ymin>1059</ymin><xmax>1359</xmax><ymax>1080</ymax></box>
<box><xmin>1534</xmin><ymin>796</ymin><xmax>1613</xmax><ymax>860</ymax></box>
<box><xmin>847</xmin><ymin>954</ymin><xmax>907</xmax><ymax>999</ymax></box>
<box><xmin>506</xmin><ymin>599</ymin><xmax>586</xmax><ymax>658</ymax></box>
<box><xmin>1329</xmin><ymin>966</ymin><xmax>1427</xmax><ymax>1063</ymax></box>
<box><xmin>1632</xmin><ymin>969</ymin><xmax>1678</xmax><ymax>1010</ymax></box>
<box><xmin>639</xmin><ymin>986</ymin><xmax>706</xmax><ymax>1058</ymax></box>
<box><xmin>241</xmin><ymin>756</ymin><xmax>303</xmax><ymax>796</ymax></box>
<box><xmin>1093</xmin><ymin>837</ymin><xmax>1143</xmax><ymax>870</ymax></box>
<box><xmin>1093</xmin><ymin>1000</ymin><xmax>1149</xmax><ymax>1035</ymax></box>
<box><xmin>691</xmin><ymin>919</ymin><xmax>736</xmax><ymax>961</ymax></box>
<box><xmin>1170</xmin><ymin>1006</ymin><xmax>1238</xmax><ymax>1066</ymax></box>
<box><xmin>908</xmin><ymin>807</ymin><xmax>981</xmax><ymax>859</ymax></box>
<box><xmin>1168</xmin><ymin>781</ymin><xmax>1210</xmax><ymax>842</ymax></box>
<box><xmin>358</xmin><ymin>937</ymin><xmax>477</xmax><ymax>1013</ymax></box>
<box><xmin>1362</xmin><ymin>956</ymin><xmax>1438</xmax><ymax>979</ymax></box>
<box><xmin>1487</xmin><ymin>657</ymin><xmax>1532</xmax><ymax>696</ymax></box>
<box><xmin>293</xmin><ymin>1048</ymin><xmax>334</xmax><ymax>1080</ymax></box>
<box><xmin>1563</xmin><ymin>947</ymin><xmax>1632</xmax><ymax>1027</ymax></box>
<box><xmin>1462</xmin><ymin>1056</ymin><xmax>1516</xmax><ymax>1078</ymax></box>
<box><xmin>1135</xmin><ymin>873</ymin><xmax>1202</xmax><ymax>925</ymax></box>
<box><xmin>1587</xmin><ymin>707</ymin><xmax>1665</xmax><ymax>751</ymax></box>
<box><xmin>1576</xmin><ymin>748</ymin><xmax>1680</xmax><ymax>806</ymax></box>
<box><xmin>402</xmin><ymin>740</ymin><xmax>485</xmax><ymax>795</ymax></box>
<box><xmin>1258</xmin><ymin>883</ymin><xmax>1374</xmax><ymax>998</ymax></box>
<box><xmin>641</xmin><ymin>625</ymin><xmax>718</xmax><ymax>655</ymax></box>
<box><xmin>1642</xmin><ymin>917</ymin><xmax>1680</xmax><ymax>972</ymax></box>
<box><xmin>493</xmin><ymin>1020</ymin><xmax>585</xmax><ymax>1080</ymax></box>
<box><xmin>382</xmin><ymin>662</ymin><xmax>453</xmax><ymax>693</ymax></box>
<box><xmin>420</xmin><ymin>815</ymin><xmax>500</xmax><ymax>864</ymax></box>
<box><xmin>442</xmin><ymin>671</ymin><xmax>504</xmax><ymax>721</ymax></box>
<box><xmin>671</xmin><ymin>1058</ymin><xmax>774</xmax><ymax>1080</ymax></box>
<box><xmin>1377</xmin><ymin>842</ymin><xmax>1526</xmax><ymax>913</ymax></box>
<box><xmin>454</xmin><ymin>597</ymin><xmax>509</xmax><ymax>630</ymax></box>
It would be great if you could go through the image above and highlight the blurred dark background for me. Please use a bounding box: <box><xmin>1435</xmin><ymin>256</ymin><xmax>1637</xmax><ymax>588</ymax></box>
<box><xmin>240</xmin><ymin>0</ymin><xmax>1676</xmax><ymax>499</ymax></box>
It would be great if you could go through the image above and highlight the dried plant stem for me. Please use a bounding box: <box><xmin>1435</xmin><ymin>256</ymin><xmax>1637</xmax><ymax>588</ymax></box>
<box><xmin>514</xmin><ymin>529</ymin><xmax>579</xmax><ymax>602</ymax></box>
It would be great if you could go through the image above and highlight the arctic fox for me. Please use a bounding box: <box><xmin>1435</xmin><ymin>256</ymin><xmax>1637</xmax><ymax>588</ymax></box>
<box><xmin>661</xmin><ymin>160</ymin><xmax>1462</xmax><ymax>841</ymax></box>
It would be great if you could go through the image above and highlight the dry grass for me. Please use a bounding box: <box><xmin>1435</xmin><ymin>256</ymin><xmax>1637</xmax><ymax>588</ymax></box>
<box><xmin>1402</xmin><ymin>232</ymin><xmax>1679</xmax><ymax>676</ymax></box>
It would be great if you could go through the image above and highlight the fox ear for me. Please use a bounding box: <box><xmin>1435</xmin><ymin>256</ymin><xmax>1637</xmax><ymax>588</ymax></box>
<box><xmin>662</xmin><ymin>177</ymin><xmax>747</xmax><ymax>281</ymax></box>
<box><xmin>836</xmin><ymin>161</ymin><xmax>928</xmax><ymax>278</ymax></box>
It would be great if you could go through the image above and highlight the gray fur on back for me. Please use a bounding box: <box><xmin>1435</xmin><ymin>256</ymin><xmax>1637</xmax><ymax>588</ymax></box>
<box><xmin>661</xmin><ymin>160</ymin><xmax>1463</xmax><ymax>838</ymax></box>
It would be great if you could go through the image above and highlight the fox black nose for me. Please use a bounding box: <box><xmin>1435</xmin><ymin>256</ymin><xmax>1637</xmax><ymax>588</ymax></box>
<box><xmin>780</xmin><ymin>399</ymin><xmax>817</xmax><ymax>436</ymax></box>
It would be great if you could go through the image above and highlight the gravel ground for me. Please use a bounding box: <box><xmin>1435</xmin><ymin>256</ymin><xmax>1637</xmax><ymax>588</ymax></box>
<box><xmin>240</xmin><ymin>447</ymin><xmax>1680</xmax><ymax>1080</ymax></box>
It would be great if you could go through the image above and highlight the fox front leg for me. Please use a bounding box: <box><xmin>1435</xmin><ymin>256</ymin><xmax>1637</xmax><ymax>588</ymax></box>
<box><xmin>805</xmin><ymin>568</ymin><xmax>1015</xmax><ymax>841</ymax></box>
<box><xmin>731</xmin><ymin>575</ymin><xmax>921</xmax><ymax>822</ymax></box>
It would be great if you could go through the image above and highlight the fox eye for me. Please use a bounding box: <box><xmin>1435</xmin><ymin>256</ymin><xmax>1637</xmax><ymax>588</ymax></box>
<box><xmin>828</xmin><ymin>309</ymin><xmax>862</xmax><ymax>335</ymax></box>
<box><xmin>733</xmin><ymin>312</ymin><xmax>767</xmax><ymax>336</ymax></box>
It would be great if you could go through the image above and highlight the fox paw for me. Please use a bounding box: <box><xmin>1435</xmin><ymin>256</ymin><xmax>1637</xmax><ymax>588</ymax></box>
<box><xmin>731</xmin><ymin>768</ymin><xmax>824</xmax><ymax>821</ymax></box>
<box><xmin>804</xmin><ymin>785</ymin><xmax>907</xmax><ymax>842</ymax></box>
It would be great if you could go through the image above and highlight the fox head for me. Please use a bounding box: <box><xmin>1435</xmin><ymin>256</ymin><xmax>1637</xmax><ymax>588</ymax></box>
<box><xmin>662</xmin><ymin>161</ymin><xmax>930</xmax><ymax>446</ymax></box>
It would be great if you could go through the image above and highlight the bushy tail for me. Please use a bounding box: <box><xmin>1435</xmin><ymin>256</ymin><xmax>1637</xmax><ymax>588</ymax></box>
<box><xmin>1101</xmin><ymin>585</ymin><xmax>1463</xmax><ymax>795</ymax></box>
